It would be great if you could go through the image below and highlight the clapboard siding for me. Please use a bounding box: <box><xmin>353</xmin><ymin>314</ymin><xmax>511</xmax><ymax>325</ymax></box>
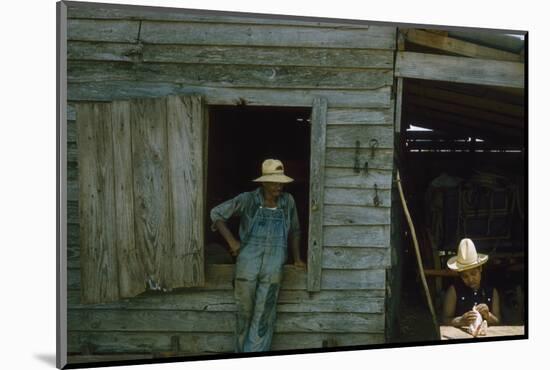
<box><xmin>67</xmin><ymin>5</ymin><xmax>374</xmax><ymax>29</ymax></box>
<box><xmin>68</xmin><ymin>42</ymin><xmax>394</xmax><ymax>69</ymax></box>
<box><xmin>68</xmin><ymin>290</ymin><xmax>384</xmax><ymax>313</ymax></box>
<box><xmin>69</xmin><ymin>265</ymin><xmax>386</xmax><ymax>291</ymax></box>
<box><xmin>324</xmin><ymin>225</ymin><xmax>390</xmax><ymax>247</ymax></box>
<box><xmin>68</xmin><ymin>83</ymin><xmax>392</xmax><ymax>108</ymax></box>
<box><xmin>68</xmin><ymin>309</ymin><xmax>384</xmax><ymax>333</ymax></box>
<box><xmin>68</xmin><ymin>332</ymin><xmax>385</xmax><ymax>354</ymax></box>
<box><xmin>66</xmin><ymin>5</ymin><xmax>396</xmax><ymax>356</ymax></box>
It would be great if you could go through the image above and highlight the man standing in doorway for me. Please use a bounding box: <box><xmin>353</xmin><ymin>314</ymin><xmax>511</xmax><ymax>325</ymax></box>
<box><xmin>211</xmin><ymin>159</ymin><xmax>306</xmax><ymax>353</ymax></box>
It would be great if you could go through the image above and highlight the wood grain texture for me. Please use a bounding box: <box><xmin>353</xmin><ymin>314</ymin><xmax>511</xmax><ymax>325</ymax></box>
<box><xmin>139</xmin><ymin>21</ymin><xmax>395</xmax><ymax>49</ymax></box>
<box><xmin>324</xmin><ymin>187</ymin><xmax>391</xmax><ymax>207</ymax></box>
<box><xmin>326</xmin><ymin>125</ymin><xmax>394</xmax><ymax>148</ymax></box>
<box><xmin>395</xmin><ymin>51</ymin><xmax>525</xmax><ymax>88</ymax></box>
<box><xmin>323</xmin><ymin>205</ymin><xmax>390</xmax><ymax>226</ymax></box>
<box><xmin>308</xmin><ymin>97</ymin><xmax>327</xmax><ymax>292</ymax></box>
<box><xmin>111</xmin><ymin>100</ymin><xmax>146</xmax><ymax>298</ymax></box>
<box><xmin>325</xmin><ymin>148</ymin><xmax>393</xmax><ymax>170</ymax></box>
<box><xmin>68</xmin><ymin>84</ymin><xmax>392</xmax><ymax>108</ymax></box>
<box><xmin>76</xmin><ymin>103</ymin><xmax>119</xmax><ymax>303</ymax></box>
<box><xmin>68</xmin><ymin>61</ymin><xmax>393</xmax><ymax>90</ymax></box>
<box><xmin>324</xmin><ymin>168</ymin><xmax>393</xmax><ymax>189</ymax></box>
<box><xmin>67</xmin><ymin>332</ymin><xmax>385</xmax><ymax>354</ymax></box>
<box><xmin>68</xmin><ymin>41</ymin><xmax>394</xmax><ymax>68</ymax></box>
<box><xmin>130</xmin><ymin>98</ymin><xmax>172</xmax><ymax>288</ymax></box>
<box><xmin>68</xmin><ymin>289</ymin><xmax>384</xmax><ymax>313</ymax></box>
<box><xmin>327</xmin><ymin>108</ymin><xmax>394</xmax><ymax>125</ymax></box>
<box><xmin>166</xmin><ymin>95</ymin><xmax>205</xmax><ymax>287</ymax></box>
<box><xmin>68</xmin><ymin>309</ymin><xmax>384</xmax><ymax>333</ymax></box>
<box><xmin>68</xmin><ymin>19</ymin><xmax>140</xmax><ymax>42</ymax></box>
<box><xmin>323</xmin><ymin>225</ymin><xmax>390</xmax><ymax>247</ymax></box>
<box><xmin>322</xmin><ymin>247</ymin><xmax>390</xmax><ymax>269</ymax></box>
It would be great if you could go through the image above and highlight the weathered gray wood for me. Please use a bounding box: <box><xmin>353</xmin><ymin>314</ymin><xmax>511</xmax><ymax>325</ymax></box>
<box><xmin>69</xmin><ymin>265</ymin><xmax>385</xmax><ymax>292</ymax></box>
<box><xmin>308</xmin><ymin>97</ymin><xmax>327</xmax><ymax>292</ymax></box>
<box><xmin>68</xmin><ymin>41</ymin><xmax>394</xmax><ymax>68</ymax></box>
<box><xmin>111</xmin><ymin>100</ymin><xmax>146</xmax><ymax>299</ymax></box>
<box><xmin>325</xmin><ymin>168</ymin><xmax>393</xmax><ymax>189</ymax></box>
<box><xmin>68</xmin><ymin>309</ymin><xmax>384</xmax><ymax>333</ymax></box>
<box><xmin>395</xmin><ymin>77</ymin><xmax>403</xmax><ymax>133</ymax></box>
<box><xmin>67</xmin><ymin>332</ymin><xmax>385</xmax><ymax>354</ymax></box>
<box><xmin>404</xmin><ymin>29</ymin><xmax>522</xmax><ymax>62</ymax></box>
<box><xmin>68</xmin><ymin>142</ymin><xmax>78</xmax><ymax>163</ymax></box>
<box><xmin>68</xmin><ymin>84</ymin><xmax>392</xmax><ymax>108</ymax></box>
<box><xmin>139</xmin><ymin>21</ymin><xmax>395</xmax><ymax>49</ymax></box>
<box><xmin>67</xmin><ymin>5</ymin><xmax>372</xmax><ymax>29</ymax></box>
<box><xmin>327</xmin><ymin>108</ymin><xmax>394</xmax><ymax>125</ymax></box>
<box><xmin>68</xmin><ymin>179</ymin><xmax>79</xmax><ymax>202</ymax></box>
<box><xmin>395</xmin><ymin>51</ymin><xmax>525</xmax><ymax>88</ymax></box>
<box><xmin>326</xmin><ymin>125</ymin><xmax>394</xmax><ymax>148</ymax></box>
<box><xmin>68</xmin><ymin>61</ymin><xmax>393</xmax><ymax>90</ymax></box>
<box><xmin>325</xmin><ymin>148</ymin><xmax>393</xmax><ymax>170</ymax></box>
<box><xmin>166</xmin><ymin>95</ymin><xmax>205</xmax><ymax>288</ymax></box>
<box><xmin>76</xmin><ymin>103</ymin><xmax>119</xmax><ymax>303</ymax></box>
<box><xmin>67</xmin><ymin>120</ymin><xmax>77</xmax><ymax>142</ymax></box>
<box><xmin>324</xmin><ymin>187</ymin><xmax>391</xmax><ymax>207</ymax></box>
<box><xmin>323</xmin><ymin>205</ymin><xmax>390</xmax><ymax>226</ymax></box>
<box><xmin>324</xmin><ymin>225</ymin><xmax>390</xmax><ymax>248</ymax></box>
<box><xmin>325</xmin><ymin>188</ymin><xmax>391</xmax><ymax>208</ymax></box>
<box><xmin>322</xmin><ymin>269</ymin><xmax>385</xmax><ymax>290</ymax></box>
<box><xmin>322</xmin><ymin>247</ymin><xmax>390</xmax><ymax>269</ymax></box>
<box><xmin>68</xmin><ymin>19</ymin><xmax>140</xmax><ymax>42</ymax></box>
<box><xmin>68</xmin><ymin>289</ymin><xmax>384</xmax><ymax>313</ymax></box>
<box><xmin>130</xmin><ymin>98</ymin><xmax>172</xmax><ymax>287</ymax></box>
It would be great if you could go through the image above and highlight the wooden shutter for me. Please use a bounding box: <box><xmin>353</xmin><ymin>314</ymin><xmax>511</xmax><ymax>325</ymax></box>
<box><xmin>77</xmin><ymin>95</ymin><xmax>205</xmax><ymax>304</ymax></box>
<box><xmin>307</xmin><ymin>97</ymin><xmax>328</xmax><ymax>292</ymax></box>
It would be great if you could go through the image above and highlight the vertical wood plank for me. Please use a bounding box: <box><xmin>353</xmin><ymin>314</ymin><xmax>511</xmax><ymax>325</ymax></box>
<box><xmin>130</xmin><ymin>98</ymin><xmax>173</xmax><ymax>288</ymax></box>
<box><xmin>394</xmin><ymin>77</ymin><xmax>403</xmax><ymax>133</ymax></box>
<box><xmin>166</xmin><ymin>95</ymin><xmax>205</xmax><ymax>287</ymax></box>
<box><xmin>77</xmin><ymin>103</ymin><xmax>119</xmax><ymax>303</ymax></box>
<box><xmin>111</xmin><ymin>101</ymin><xmax>146</xmax><ymax>298</ymax></box>
<box><xmin>308</xmin><ymin>97</ymin><xmax>328</xmax><ymax>292</ymax></box>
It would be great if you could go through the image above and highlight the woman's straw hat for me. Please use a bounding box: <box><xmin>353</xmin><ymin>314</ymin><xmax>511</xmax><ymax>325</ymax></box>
<box><xmin>252</xmin><ymin>159</ymin><xmax>294</xmax><ymax>183</ymax></box>
<box><xmin>447</xmin><ymin>238</ymin><xmax>488</xmax><ymax>272</ymax></box>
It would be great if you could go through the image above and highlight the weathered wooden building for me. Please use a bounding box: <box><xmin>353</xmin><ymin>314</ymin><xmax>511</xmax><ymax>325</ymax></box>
<box><xmin>61</xmin><ymin>1</ymin><xmax>525</xmax><ymax>364</ymax></box>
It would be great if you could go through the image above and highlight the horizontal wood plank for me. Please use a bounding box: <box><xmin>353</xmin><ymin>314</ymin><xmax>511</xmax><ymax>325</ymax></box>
<box><xmin>140</xmin><ymin>21</ymin><xmax>395</xmax><ymax>49</ymax></box>
<box><xmin>324</xmin><ymin>187</ymin><xmax>391</xmax><ymax>207</ymax></box>
<box><xmin>67</xmin><ymin>331</ymin><xmax>385</xmax><ymax>354</ymax></box>
<box><xmin>326</xmin><ymin>125</ymin><xmax>394</xmax><ymax>148</ymax></box>
<box><xmin>68</xmin><ymin>41</ymin><xmax>394</xmax><ymax>68</ymax></box>
<box><xmin>322</xmin><ymin>247</ymin><xmax>390</xmax><ymax>269</ymax></box>
<box><xmin>68</xmin><ymin>61</ymin><xmax>393</xmax><ymax>90</ymax></box>
<box><xmin>323</xmin><ymin>225</ymin><xmax>390</xmax><ymax>247</ymax></box>
<box><xmin>68</xmin><ymin>19</ymin><xmax>140</xmax><ymax>42</ymax></box>
<box><xmin>68</xmin><ymin>310</ymin><xmax>384</xmax><ymax>333</ymax></box>
<box><xmin>67</xmin><ymin>5</ymin><xmax>373</xmax><ymax>29</ymax></box>
<box><xmin>68</xmin><ymin>84</ymin><xmax>392</xmax><ymax>108</ymax></box>
<box><xmin>68</xmin><ymin>289</ymin><xmax>384</xmax><ymax>313</ymax></box>
<box><xmin>327</xmin><ymin>108</ymin><xmax>394</xmax><ymax>125</ymax></box>
<box><xmin>395</xmin><ymin>51</ymin><xmax>525</xmax><ymax>88</ymax></box>
<box><xmin>325</xmin><ymin>168</ymin><xmax>393</xmax><ymax>189</ymax></box>
<box><xmin>325</xmin><ymin>148</ymin><xmax>393</xmax><ymax>170</ymax></box>
<box><xmin>69</xmin><ymin>265</ymin><xmax>387</xmax><ymax>291</ymax></box>
<box><xmin>324</xmin><ymin>205</ymin><xmax>390</xmax><ymax>226</ymax></box>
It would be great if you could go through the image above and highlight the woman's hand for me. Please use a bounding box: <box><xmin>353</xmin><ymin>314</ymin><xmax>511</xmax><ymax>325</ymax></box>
<box><xmin>460</xmin><ymin>310</ymin><xmax>480</xmax><ymax>326</ymax></box>
<box><xmin>475</xmin><ymin>304</ymin><xmax>490</xmax><ymax>320</ymax></box>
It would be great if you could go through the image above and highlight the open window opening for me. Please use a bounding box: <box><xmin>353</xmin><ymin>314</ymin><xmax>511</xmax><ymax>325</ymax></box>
<box><xmin>204</xmin><ymin>105</ymin><xmax>311</xmax><ymax>265</ymax></box>
<box><xmin>396</xmin><ymin>78</ymin><xmax>525</xmax><ymax>336</ymax></box>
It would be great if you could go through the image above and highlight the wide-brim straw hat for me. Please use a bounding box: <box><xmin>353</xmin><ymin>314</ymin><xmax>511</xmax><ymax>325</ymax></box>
<box><xmin>252</xmin><ymin>159</ymin><xmax>294</xmax><ymax>183</ymax></box>
<box><xmin>447</xmin><ymin>238</ymin><xmax>488</xmax><ymax>272</ymax></box>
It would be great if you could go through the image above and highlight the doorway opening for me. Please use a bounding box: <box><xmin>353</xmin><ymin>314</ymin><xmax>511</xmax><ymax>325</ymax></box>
<box><xmin>204</xmin><ymin>105</ymin><xmax>311</xmax><ymax>265</ymax></box>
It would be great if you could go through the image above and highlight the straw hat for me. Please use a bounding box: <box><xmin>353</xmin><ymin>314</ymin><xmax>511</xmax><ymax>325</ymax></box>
<box><xmin>447</xmin><ymin>238</ymin><xmax>488</xmax><ymax>272</ymax></box>
<box><xmin>252</xmin><ymin>159</ymin><xmax>294</xmax><ymax>183</ymax></box>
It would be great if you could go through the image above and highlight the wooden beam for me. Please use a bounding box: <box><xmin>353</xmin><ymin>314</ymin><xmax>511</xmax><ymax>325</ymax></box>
<box><xmin>395</xmin><ymin>51</ymin><xmax>524</xmax><ymax>88</ymax></box>
<box><xmin>404</xmin><ymin>29</ymin><xmax>522</xmax><ymax>62</ymax></box>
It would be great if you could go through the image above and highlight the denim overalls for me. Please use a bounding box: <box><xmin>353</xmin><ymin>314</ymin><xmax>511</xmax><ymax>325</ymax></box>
<box><xmin>234</xmin><ymin>204</ymin><xmax>288</xmax><ymax>352</ymax></box>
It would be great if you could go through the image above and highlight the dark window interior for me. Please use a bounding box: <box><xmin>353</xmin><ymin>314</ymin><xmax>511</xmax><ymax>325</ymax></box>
<box><xmin>205</xmin><ymin>105</ymin><xmax>311</xmax><ymax>265</ymax></box>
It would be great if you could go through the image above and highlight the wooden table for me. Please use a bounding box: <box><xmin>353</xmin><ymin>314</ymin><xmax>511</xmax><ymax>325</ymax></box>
<box><xmin>440</xmin><ymin>326</ymin><xmax>525</xmax><ymax>340</ymax></box>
